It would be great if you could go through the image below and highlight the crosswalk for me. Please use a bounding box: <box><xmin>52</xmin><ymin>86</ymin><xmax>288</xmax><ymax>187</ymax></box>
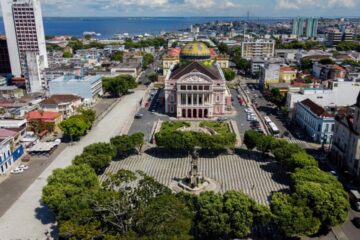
<box><xmin>286</xmin><ymin>138</ymin><xmax>310</xmax><ymax>148</ymax></box>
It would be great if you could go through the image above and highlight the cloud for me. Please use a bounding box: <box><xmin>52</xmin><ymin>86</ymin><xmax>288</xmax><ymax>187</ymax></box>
<box><xmin>276</xmin><ymin>0</ymin><xmax>357</xmax><ymax>9</ymax></box>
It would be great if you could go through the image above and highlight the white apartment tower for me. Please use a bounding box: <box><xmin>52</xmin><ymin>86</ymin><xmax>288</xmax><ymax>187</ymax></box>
<box><xmin>1</xmin><ymin>0</ymin><xmax>48</xmax><ymax>93</ymax></box>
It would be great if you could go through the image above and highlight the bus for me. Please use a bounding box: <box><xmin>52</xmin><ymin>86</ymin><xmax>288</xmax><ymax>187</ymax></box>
<box><xmin>264</xmin><ymin>116</ymin><xmax>272</xmax><ymax>124</ymax></box>
<box><xmin>268</xmin><ymin>122</ymin><xmax>280</xmax><ymax>137</ymax></box>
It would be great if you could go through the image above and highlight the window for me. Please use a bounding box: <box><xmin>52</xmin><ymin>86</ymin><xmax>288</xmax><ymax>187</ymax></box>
<box><xmin>204</xmin><ymin>86</ymin><xmax>209</xmax><ymax>90</ymax></box>
<box><xmin>216</xmin><ymin>95</ymin><xmax>220</xmax><ymax>102</ymax></box>
<box><xmin>199</xmin><ymin>86</ymin><xmax>203</xmax><ymax>90</ymax></box>
<box><xmin>170</xmin><ymin>106</ymin><xmax>174</xmax><ymax>113</ymax></box>
<box><xmin>188</xmin><ymin>95</ymin><xmax>191</xmax><ymax>105</ymax></box>
<box><xmin>181</xmin><ymin>94</ymin><xmax>186</xmax><ymax>105</ymax></box>
<box><xmin>181</xmin><ymin>85</ymin><xmax>186</xmax><ymax>90</ymax></box>
<box><xmin>193</xmin><ymin>86</ymin><xmax>198</xmax><ymax>90</ymax></box>
<box><xmin>187</xmin><ymin>85</ymin><xmax>192</xmax><ymax>90</ymax></box>
<box><xmin>170</xmin><ymin>95</ymin><xmax>174</xmax><ymax>102</ymax></box>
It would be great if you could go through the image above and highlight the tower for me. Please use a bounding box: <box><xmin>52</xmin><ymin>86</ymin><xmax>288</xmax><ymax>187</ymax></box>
<box><xmin>1</xmin><ymin>0</ymin><xmax>48</xmax><ymax>92</ymax></box>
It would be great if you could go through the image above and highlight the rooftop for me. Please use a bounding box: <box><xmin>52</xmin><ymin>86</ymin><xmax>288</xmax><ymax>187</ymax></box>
<box><xmin>26</xmin><ymin>111</ymin><xmax>61</xmax><ymax>121</ymax></box>
<box><xmin>51</xmin><ymin>74</ymin><xmax>101</xmax><ymax>84</ymax></box>
<box><xmin>300</xmin><ymin>99</ymin><xmax>333</xmax><ymax>118</ymax></box>
<box><xmin>40</xmin><ymin>94</ymin><xmax>83</xmax><ymax>105</ymax></box>
<box><xmin>170</xmin><ymin>61</ymin><xmax>222</xmax><ymax>80</ymax></box>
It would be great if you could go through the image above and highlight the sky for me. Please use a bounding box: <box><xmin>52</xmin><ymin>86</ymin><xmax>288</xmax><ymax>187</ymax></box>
<box><xmin>1</xmin><ymin>0</ymin><xmax>360</xmax><ymax>17</ymax></box>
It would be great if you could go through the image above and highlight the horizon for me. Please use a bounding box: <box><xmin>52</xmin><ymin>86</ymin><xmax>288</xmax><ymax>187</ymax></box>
<box><xmin>1</xmin><ymin>0</ymin><xmax>360</xmax><ymax>18</ymax></box>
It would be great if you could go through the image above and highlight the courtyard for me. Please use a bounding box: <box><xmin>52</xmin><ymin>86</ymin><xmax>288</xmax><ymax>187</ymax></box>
<box><xmin>101</xmin><ymin>149</ymin><xmax>289</xmax><ymax>205</ymax></box>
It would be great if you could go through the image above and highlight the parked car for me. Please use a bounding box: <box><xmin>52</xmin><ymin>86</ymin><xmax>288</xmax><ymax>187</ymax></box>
<box><xmin>244</xmin><ymin>108</ymin><xmax>253</xmax><ymax>113</ymax></box>
<box><xmin>11</xmin><ymin>168</ymin><xmax>24</xmax><ymax>174</ymax></box>
<box><xmin>354</xmin><ymin>202</ymin><xmax>360</xmax><ymax>212</ymax></box>
<box><xmin>352</xmin><ymin>217</ymin><xmax>360</xmax><ymax>228</ymax></box>
<box><xmin>18</xmin><ymin>164</ymin><xmax>28</xmax><ymax>170</ymax></box>
<box><xmin>135</xmin><ymin>113</ymin><xmax>144</xmax><ymax>119</ymax></box>
<box><xmin>217</xmin><ymin>116</ymin><xmax>229</xmax><ymax>122</ymax></box>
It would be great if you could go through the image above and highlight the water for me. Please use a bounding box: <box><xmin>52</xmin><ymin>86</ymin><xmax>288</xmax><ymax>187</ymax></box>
<box><xmin>0</xmin><ymin>17</ymin><xmax>246</xmax><ymax>38</ymax></box>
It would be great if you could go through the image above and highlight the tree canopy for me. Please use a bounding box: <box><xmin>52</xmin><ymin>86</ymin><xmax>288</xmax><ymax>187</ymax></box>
<box><xmin>102</xmin><ymin>75</ymin><xmax>137</xmax><ymax>97</ymax></box>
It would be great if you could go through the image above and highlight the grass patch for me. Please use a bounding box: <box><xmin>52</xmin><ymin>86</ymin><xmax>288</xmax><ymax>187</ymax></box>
<box><xmin>160</xmin><ymin>121</ymin><xmax>190</xmax><ymax>132</ymax></box>
<box><xmin>200</xmin><ymin>121</ymin><xmax>231</xmax><ymax>135</ymax></box>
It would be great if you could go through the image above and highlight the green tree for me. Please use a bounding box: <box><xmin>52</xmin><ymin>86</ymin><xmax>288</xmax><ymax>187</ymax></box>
<box><xmin>59</xmin><ymin>116</ymin><xmax>89</xmax><ymax>142</ymax></box>
<box><xmin>78</xmin><ymin>108</ymin><xmax>96</xmax><ymax>126</ymax></box>
<box><xmin>319</xmin><ymin>58</ymin><xmax>335</xmax><ymax>65</ymax></box>
<box><xmin>73</xmin><ymin>143</ymin><xmax>115</xmax><ymax>173</ymax></box>
<box><xmin>271</xmin><ymin>140</ymin><xmax>304</xmax><ymax>166</ymax></box>
<box><xmin>111</xmin><ymin>51</ymin><xmax>123</xmax><ymax>62</ymax></box>
<box><xmin>63</xmin><ymin>51</ymin><xmax>73</xmax><ymax>58</ymax></box>
<box><xmin>102</xmin><ymin>75</ymin><xmax>137</xmax><ymax>97</ymax></box>
<box><xmin>291</xmin><ymin>167</ymin><xmax>350</xmax><ymax>227</ymax></box>
<box><xmin>223</xmin><ymin>191</ymin><xmax>269</xmax><ymax>239</ymax></box>
<box><xmin>300</xmin><ymin>58</ymin><xmax>314</xmax><ymax>70</ymax></box>
<box><xmin>243</xmin><ymin>130</ymin><xmax>261</xmax><ymax>150</ymax></box>
<box><xmin>222</xmin><ymin>68</ymin><xmax>236</xmax><ymax>81</ymax></box>
<box><xmin>194</xmin><ymin>192</ymin><xmax>230</xmax><ymax>239</ymax></box>
<box><xmin>134</xmin><ymin>194</ymin><xmax>193</xmax><ymax>239</ymax></box>
<box><xmin>218</xmin><ymin>42</ymin><xmax>229</xmax><ymax>54</ymax></box>
<box><xmin>84</xmin><ymin>34</ymin><xmax>92</xmax><ymax>41</ymax></box>
<box><xmin>130</xmin><ymin>132</ymin><xmax>145</xmax><ymax>154</ymax></box>
<box><xmin>288</xmin><ymin>152</ymin><xmax>318</xmax><ymax>171</ymax></box>
<box><xmin>42</xmin><ymin>164</ymin><xmax>99</xmax><ymax>212</ymax></box>
<box><xmin>271</xmin><ymin>192</ymin><xmax>321</xmax><ymax>237</ymax></box>
<box><xmin>233</xmin><ymin>55</ymin><xmax>251</xmax><ymax>72</ymax></box>
<box><xmin>142</xmin><ymin>53</ymin><xmax>154</xmax><ymax>70</ymax></box>
<box><xmin>255</xmin><ymin>135</ymin><xmax>274</xmax><ymax>155</ymax></box>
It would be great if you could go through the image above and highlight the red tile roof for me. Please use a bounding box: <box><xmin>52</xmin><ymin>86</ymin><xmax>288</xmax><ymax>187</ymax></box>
<box><xmin>0</xmin><ymin>129</ymin><xmax>18</xmax><ymax>138</ymax></box>
<box><xmin>280</xmin><ymin>66</ymin><xmax>296</xmax><ymax>72</ymax></box>
<box><xmin>26</xmin><ymin>111</ymin><xmax>61</xmax><ymax>122</ymax></box>
<box><xmin>40</xmin><ymin>94</ymin><xmax>82</xmax><ymax>105</ymax></box>
<box><xmin>301</xmin><ymin>99</ymin><xmax>333</xmax><ymax>118</ymax></box>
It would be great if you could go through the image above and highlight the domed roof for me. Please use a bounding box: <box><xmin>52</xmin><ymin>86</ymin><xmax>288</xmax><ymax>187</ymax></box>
<box><xmin>180</xmin><ymin>42</ymin><xmax>211</xmax><ymax>60</ymax></box>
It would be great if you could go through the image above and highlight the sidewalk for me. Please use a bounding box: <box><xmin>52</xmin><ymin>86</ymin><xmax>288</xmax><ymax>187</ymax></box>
<box><xmin>0</xmin><ymin>89</ymin><xmax>146</xmax><ymax>239</ymax></box>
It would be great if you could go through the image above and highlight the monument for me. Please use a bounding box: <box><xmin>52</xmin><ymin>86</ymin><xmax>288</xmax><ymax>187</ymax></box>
<box><xmin>170</xmin><ymin>150</ymin><xmax>220</xmax><ymax>194</ymax></box>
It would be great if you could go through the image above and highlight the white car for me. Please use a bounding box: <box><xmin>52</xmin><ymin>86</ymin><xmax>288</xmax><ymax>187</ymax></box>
<box><xmin>19</xmin><ymin>164</ymin><xmax>29</xmax><ymax>170</ymax></box>
<box><xmin>11</xmin><ymin>168</ymin><xmax>24</xmax><ymax>174</ymax></box>
<box><xmin>244</xmin><ymin>108</ymin><xmax>254</xmax><ymax>113</ymax></box>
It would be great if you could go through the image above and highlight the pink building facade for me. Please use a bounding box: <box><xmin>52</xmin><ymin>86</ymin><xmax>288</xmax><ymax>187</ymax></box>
<box><xmin>165</xmin><ymin>61</ymin><xmax>229</xmax><ymax>119</ymax></box>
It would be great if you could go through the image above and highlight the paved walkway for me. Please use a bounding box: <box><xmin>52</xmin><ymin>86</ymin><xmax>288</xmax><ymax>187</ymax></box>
<box><xmin>101</xmin><ymin>150</ymin><xmax>289</xmax><ymax>205</ymax></box>
<box><xmin>0</xmin><ymin>90</ymin><xmax>145</xmax><ymax>239</ymax></box>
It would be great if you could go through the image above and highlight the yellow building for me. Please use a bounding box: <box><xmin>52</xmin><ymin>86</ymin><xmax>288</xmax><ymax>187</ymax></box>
<box><xmin>162</xmin><ymin>42</ymin><xmax>229</xmax><ymax>76</ymax></box>
<box><xmin>279</xmin><ymin>66</ymin><xmax>297</xmax><ymax>83</ymax></box>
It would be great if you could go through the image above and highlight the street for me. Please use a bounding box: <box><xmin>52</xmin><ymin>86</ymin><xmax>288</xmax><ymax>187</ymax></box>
<box><xmin>0</xmin><ymin>89</ymin><xmax>146</xmax><ymax>239</ymax></box>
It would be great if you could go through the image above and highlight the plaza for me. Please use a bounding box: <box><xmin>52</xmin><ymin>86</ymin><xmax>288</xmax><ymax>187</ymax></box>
<box><xmin>101</xmin><ymin>149</ymin><xmax>289</xmax><ymax>205</ymax></box>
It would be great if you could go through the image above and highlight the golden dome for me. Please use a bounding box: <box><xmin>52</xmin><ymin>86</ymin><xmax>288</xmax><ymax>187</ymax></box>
<box><xmin>180</xmin><ymin>42</ymin><xmax>211</xmax><ymax>60</ymax></box>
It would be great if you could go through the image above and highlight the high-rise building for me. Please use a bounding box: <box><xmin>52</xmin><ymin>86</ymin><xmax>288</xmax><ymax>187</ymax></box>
<box><xmin>293</xmin><ymin>17</ymin><xmax>318</xmax><ymax>38</ymax></box>
<box><xmin>292</xmin><ymin>17</ymin><xmax>299</xmax><ymax>36</ymax></box>
<box><xmin>326</xmin><ymin>28</ymin><xmax>343</xmax><ymax>46</ymax></box>
<box><xmin>306</xmin><ymin>18</ymin><xmax>318</xmax><ymax>38</ymax></box>
<box><xmin>1</xmin><ymin>0</ymin><xmax>48</xmax><ymax>92</ymax></box>
<box><xmin>241</xmin><ymin>39</ymin><xmax>275</xmax><ymax>60</ymax></box>
<box><xmin>0</xmin><ymin>36</ymin><xmax>11</xmax><ymax>75</ymax></box>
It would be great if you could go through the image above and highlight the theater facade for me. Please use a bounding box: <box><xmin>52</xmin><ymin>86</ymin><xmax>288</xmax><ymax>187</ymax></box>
<box><xmin>164</xmin><ymin>42</ymin><xmax>231</xmax><ymax>119</ymax></box>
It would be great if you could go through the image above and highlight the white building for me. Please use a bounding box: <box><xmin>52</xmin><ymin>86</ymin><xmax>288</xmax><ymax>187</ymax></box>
<box><xmin>241</xmin><ymin>39</ymin><xmax>275</xmax><ymax>60</ymax></box>
<box><xmin>49</xmin><ymin>75</ymin><xmax>103</xmax><ymax>104</ymax></box>
<box><xmin>259</xmin><ymin>62</ymin><xmax>281</xmax><ymax>89</ymax></box>
<box><xmin>0</xmin><ymin>137</ymin><xmax>14</xmax><ymax>174</ymax></box>
<box><xmin>331</xmin><ymin>95</ymin><xmax>360</xmax><ymax>176</ymax></box>
<box><xmin>295</xmin><ymin>99</ymin><xmax>335</xmax><ymax>144</ymax></box>
<box><xmin>1</xmin><ymin>0</ymin><xmax>48</xmax><ymax>93</ymax></box>
<box><xmin>287</xmin><ymin>80</ymin><xmax>360</xmax><ymax>110</ymax></box>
